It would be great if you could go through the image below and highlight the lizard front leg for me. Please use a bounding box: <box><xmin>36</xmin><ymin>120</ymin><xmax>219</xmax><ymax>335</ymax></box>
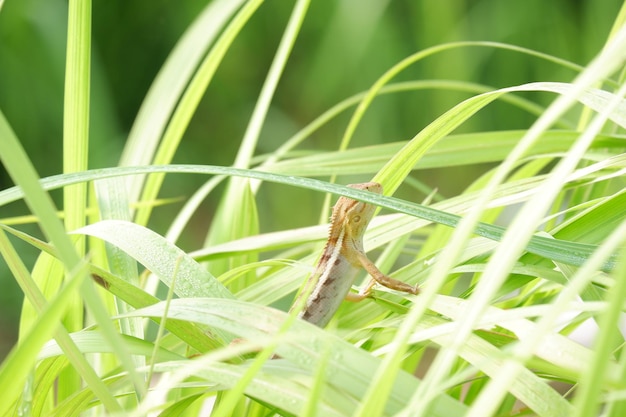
<box><xmin>346</xmin><ymin>251</ymin><xmax>419</xmax><ymax>301</ymax></box>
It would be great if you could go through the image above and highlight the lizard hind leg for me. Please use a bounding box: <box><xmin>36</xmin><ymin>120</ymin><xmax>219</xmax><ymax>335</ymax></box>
<box><xmin>345</xmin><ymin>278</ymin><xmax>378</xmax><ymax>302</ymax></box>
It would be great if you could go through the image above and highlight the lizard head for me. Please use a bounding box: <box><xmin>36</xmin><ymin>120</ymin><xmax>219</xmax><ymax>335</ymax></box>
<box><xmin>330</xmin><ymin>182</ymin><xmax>383</xmax><ymax>245</ymax></box>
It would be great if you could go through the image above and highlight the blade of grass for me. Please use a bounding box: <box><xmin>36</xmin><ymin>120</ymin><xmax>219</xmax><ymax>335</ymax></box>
<box><xmin>205</xmin><ymin>0</ymin><xmax>310</xmax><ymax>285</ymax></box>
<box><xmin>0</xmin><ymin>164</ymin><xmax>619</xmax><ymax>271</ymax></box>
<box><xmin>124</xmin><ymin>298</ymin><xmax>468</xmax><ymax>417</ymax></box>
<box><xmin>119</xmin><ymin>0</ymin><xmax>247</xmax><ymax>201</ymax></box>
<box><xmin>453</xmin><ymin>28</ymin><xmax>626</xmax><ymax>417</ymax></box>
<box><xmin>361</xmin><ymin>28</ymin><xmax>626</xmax><ymax>417</ymax></box>
<box><xmin>59</xmin><ymin>0</ymin><xmax>91</xmax><ymax>398</ymax></box>
<box><xmin>135</xmin><ymin>0</ymin><xmax>262</xmax><ymax>226</ymax></box>
<box><xmin>265</xmin><ymin>130</ymin><xmax>624</xmax><ymax>177</ymax></box>
<box><xmin>93</xmin><ymin>177</ymin><xmax>145</xmax><ymax>379</ymax></box>
<box><xmin>0</xmin><ymin>228</ymin><xmax>123</xmax><ymax>414</ymax></box>
<box><xmin>573</xmin><ymin>245</ymin><xmax>626</xmax><ymax>416</ymax></box>
<box><xmin>74</xmin><ymin>219</ymin><xmax>236</xmax><ymax>344</ymax></box>
<box><xmin>0</xmin><ymin>109</ymin><xmax>150</xmax><ymax>411</ymax></box>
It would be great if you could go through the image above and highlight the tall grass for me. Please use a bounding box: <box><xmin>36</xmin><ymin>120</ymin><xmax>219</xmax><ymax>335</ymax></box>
<box><xmin>0</xmin><ymin>1</ymin><xmax>625</xmax><ymax>416</ymax></box>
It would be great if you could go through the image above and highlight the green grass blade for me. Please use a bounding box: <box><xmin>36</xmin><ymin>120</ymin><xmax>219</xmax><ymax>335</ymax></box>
<box><xmin>74</xmin><ymin>220</ymin><xmax>235</xmax><ymax>344</ymax></box>
<box><xmin>135</xmin><ymin>0</ymin><xmax>262</xmax><ymax>226</ymax></box>
<box><xmin>60</xmin><ymin>0</ymin><xmax>91</xmax><ymax>398</ymax></box>
<box><xmin>0</xmin><ymin>109</ymin><xmax>147</xmax><ymax>412</ymax></box>
<box><xmin>0</xmin><ymin>164</ymin><xmax>619</xmax><ymax>271</ymax></box>
<box><xmin>125</xmin><ymin>298</ymin><xmax>468</xmax><ymax>417</ymax></box>
<box><xmin>119</xmin><ymin>0</ymin><xmax>247</xmax><ymax>201</ymax></box>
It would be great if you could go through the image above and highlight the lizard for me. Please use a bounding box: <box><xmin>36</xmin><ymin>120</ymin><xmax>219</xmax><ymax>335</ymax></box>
<box><xmin>290</xmin><ymin>182</ymin><xmax>419</xmax><ymax>328</ymax></box>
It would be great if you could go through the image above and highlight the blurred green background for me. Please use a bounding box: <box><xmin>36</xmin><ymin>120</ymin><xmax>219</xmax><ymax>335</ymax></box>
<box><xmin>0</xmin><ymin>0</ymin><xmax>621</xmax><ymax>358</ymax></box>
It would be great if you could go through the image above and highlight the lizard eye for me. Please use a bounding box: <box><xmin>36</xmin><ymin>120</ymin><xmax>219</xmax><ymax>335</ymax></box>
<box><xmin>352</xmin><ymin>215</ymin><xmax>361</xmax><ymax>223</ymax></box>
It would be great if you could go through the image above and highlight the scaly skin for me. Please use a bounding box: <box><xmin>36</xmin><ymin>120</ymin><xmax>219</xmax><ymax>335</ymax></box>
<box><xmin>291</xmin><ymin>182</ymin><xmax>419</xmax><ymax>328</ymax></box>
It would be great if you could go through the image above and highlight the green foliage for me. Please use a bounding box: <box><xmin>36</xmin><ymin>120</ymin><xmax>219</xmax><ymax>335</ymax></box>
<box><xmin>1</xmin><ymin>0</ymin><xmax>626</xmax><ymax>416</ymax></box>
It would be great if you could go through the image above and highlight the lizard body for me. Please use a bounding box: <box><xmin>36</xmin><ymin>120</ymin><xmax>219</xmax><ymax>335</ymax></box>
<box><xmin>291</xmin><ymin>182</ymin><xmax>418</xmax><ymax>327</ymax></box>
